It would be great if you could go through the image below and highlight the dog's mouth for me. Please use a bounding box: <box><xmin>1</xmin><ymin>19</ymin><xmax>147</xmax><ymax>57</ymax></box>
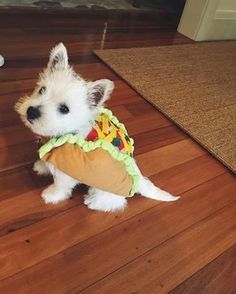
<box><xmin>21</xmin><ymin>115</ymin><xmax>33</xmax><ymax>126</ymax></box>
<box><xmin>34</xmin><ymin>136</ymin><xmax>44</xmax><ymax>148</ymax></box>
<box><xmin>27</xmin><ymin>118</ymin><xmax>33</xmax><ymax>124</ymax></box>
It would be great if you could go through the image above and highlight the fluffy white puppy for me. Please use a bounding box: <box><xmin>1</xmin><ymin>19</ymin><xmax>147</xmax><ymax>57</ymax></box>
<box><xmin>16</xmin><ymin>43</ymin><xmax>179</xmax><ymax>212</ymax></box>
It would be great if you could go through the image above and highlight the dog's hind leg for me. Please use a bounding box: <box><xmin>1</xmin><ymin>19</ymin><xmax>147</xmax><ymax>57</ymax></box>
<box><xmin>84</xmin><ymin>187</ymin><xmax>127</xmax><ymax>212</ymax></box>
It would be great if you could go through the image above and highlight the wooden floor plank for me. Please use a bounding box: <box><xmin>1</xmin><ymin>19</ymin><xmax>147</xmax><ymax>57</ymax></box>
<box><xmin>0</xmin><ymin>188</ymin><xmax>82</xmax><ymax>238</ymax></box>
<box><xmin>0</xmin><ymin>62</ymin><xmax>118</xmax><ymax>83</ymax></box>
<box><xmin>0</xmin><ymin>141</ymin><xmax>37</xmax><ymax>172</ymax></box>
<box><xmin>136</xmin><ymin>139</ymin><xmax>205</xmax><ymax>177</ymax></box>
<box><xmin>0</xmin><ymin>196</ymin><xmax>159</xmax><ymax>282</ymax></box>
<box><xmin>0</xmin><ymin>173</ymin><xmax>234</xmax><ymax>293</ymax></box>
<box><xmin>134</xmin><ymin>125</ymin><xmax>187</xmax><ymax>155</ymax></box>
<box><xmin>0</xmin><ymin>81</ymin><xmax>36</xmax><ymax>95</ymax></box>
<box><xmin>170</xmin><ymin>245</ymin><xmax>236</xmax><ymax>294</ymax></box>
<box><xmin>81</xmin><ymin>202</ymin><xmax>236</xmax><ymax>294</ymax></box>
<box><xmin>0</xmin><ymin>165</ymin><xmax>45</xmax><ymax>201</ymax></box>
<box><xmin>152</xmin><ymin>154</ymin><xmax>227</xmax><ymax>195</ymax></box>
<box><xmin>124</xmin><ymin>112</ymin><xmax>172</xmax><ymax>136</ymax></box>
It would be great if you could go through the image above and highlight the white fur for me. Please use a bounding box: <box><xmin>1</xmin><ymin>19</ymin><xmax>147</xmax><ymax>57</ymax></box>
<box><xmin>85</xmin><ymin>188</ymin><xmax>127</xmax><ymax>212</ymax></box>
<box><xmin>33</xmin><ymin>160</ymin><xmax>50</xmax><ymax>176</ymax></box>
<box><xmin>15</xmin><ymin>43</ymin><xmax>179</xmax><ymax>212</ymax></box>
<box><xmin>42</xmin><ymin>162</ymin><xmax>78</xmax><ymax>204</ymax></box>
<box><xmin>0</xmin><ymin>54</ymin><xmax>4</xmax><ymax>67</ymax></box>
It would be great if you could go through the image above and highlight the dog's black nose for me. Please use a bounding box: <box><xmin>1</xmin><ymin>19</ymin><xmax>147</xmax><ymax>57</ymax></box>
<box><xmin>27</xmin><ymin>106</ymin><xmax>41</xmax><ymax>121</ymax></box>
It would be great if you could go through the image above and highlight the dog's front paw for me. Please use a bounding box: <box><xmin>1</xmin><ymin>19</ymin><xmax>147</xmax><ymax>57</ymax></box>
<box><xmin>33</xmin><ymin>160</ymin><xmax>49</xmax><ymax>176</ymax></box>
<box><xmin>42</xmin><ymin>185</ymin><xmax>70</xmax><ymax>204</ymax></box>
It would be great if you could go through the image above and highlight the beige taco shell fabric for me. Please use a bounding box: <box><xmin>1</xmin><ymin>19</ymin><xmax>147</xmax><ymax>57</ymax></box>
<box><xmin>42</xmin><ymin>143</ymin><xmax>133</xmax><ymax>197</ymax></box>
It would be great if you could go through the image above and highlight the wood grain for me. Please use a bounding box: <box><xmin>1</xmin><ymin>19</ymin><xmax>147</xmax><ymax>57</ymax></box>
<box><xmin>0</xmin><ymin>173</ymin><xmax>235</xmax><ymax>293</ymax></box>
<box><xmin>171</xmin><ymin>245</ymin><xmax>236</xmax><ymax>294</ymax></box>
<box><xmin>136</xmin><ymin>139</ymin><xmax>205</xmax><ymax>177</ymax></box>
<box><xmin>81</xmin><ymin>202</ymin><xmax>236</xmax><ymax>294</ymax></box>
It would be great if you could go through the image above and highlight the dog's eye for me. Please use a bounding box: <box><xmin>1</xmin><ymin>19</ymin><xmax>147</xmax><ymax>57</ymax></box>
<box><xmin>38</xmin><ymin>86</ymin><xmax>46</xmax><ymax>95</ymax></box>
<box><xmin>58</xmin><ymin>104</ymin><xmax>69</xmax><ymax>114</ymax></box>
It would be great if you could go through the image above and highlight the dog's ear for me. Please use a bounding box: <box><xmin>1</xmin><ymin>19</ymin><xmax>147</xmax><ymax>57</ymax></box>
<box><xmin>48</xmin><ymin>43</ymin><xmax>68</xmax><ymax>71</ymax></box>
<box><xmin>87</xmin><ymin>79</ymin><xmax>114</xmax><ymax>107</ymax></box>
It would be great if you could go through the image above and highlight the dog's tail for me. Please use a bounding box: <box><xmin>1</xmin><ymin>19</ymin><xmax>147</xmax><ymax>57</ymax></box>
<box><xmin>137</xmin><ymin>175</ymin><xmax>179</xmax><ymax>202</ymax></box>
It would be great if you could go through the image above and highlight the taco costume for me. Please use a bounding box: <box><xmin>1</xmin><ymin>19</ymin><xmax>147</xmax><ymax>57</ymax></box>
<box><xmin>39</xmin><ymin>108</ymin><xmax>139</xmax><ymax>197</ymax></box>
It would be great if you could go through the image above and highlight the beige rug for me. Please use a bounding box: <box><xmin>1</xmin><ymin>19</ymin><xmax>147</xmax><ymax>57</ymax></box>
<box><xmin>95</xmin><ymin>42</ymin><xmax>236</xmax><ymax>173</ymax></box>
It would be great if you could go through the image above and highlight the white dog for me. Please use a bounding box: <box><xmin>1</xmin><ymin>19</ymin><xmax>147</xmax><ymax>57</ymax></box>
<box><xmin>15</xmin><ymin>43</ymin><xmax>179</xmax><ymax>212</ymax></box>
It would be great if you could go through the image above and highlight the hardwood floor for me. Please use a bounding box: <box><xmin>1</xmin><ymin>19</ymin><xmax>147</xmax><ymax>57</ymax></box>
<box><xmin>0</xmin><ymin>8</ymin><xmax>235</xmax><ymax>294</ymax></box>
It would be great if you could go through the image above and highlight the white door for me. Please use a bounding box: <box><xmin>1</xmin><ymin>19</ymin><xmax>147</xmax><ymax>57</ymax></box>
<box><xmin>178</xmin><ymin>0</ymin><xmax>236</xmax><ymax>41</ymax></box>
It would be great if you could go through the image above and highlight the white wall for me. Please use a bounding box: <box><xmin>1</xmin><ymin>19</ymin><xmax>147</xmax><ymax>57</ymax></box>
<box><xmin>178</xmin><ymin>0</ymin><xmax>236</xmax><ymax>41</ymax></box>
